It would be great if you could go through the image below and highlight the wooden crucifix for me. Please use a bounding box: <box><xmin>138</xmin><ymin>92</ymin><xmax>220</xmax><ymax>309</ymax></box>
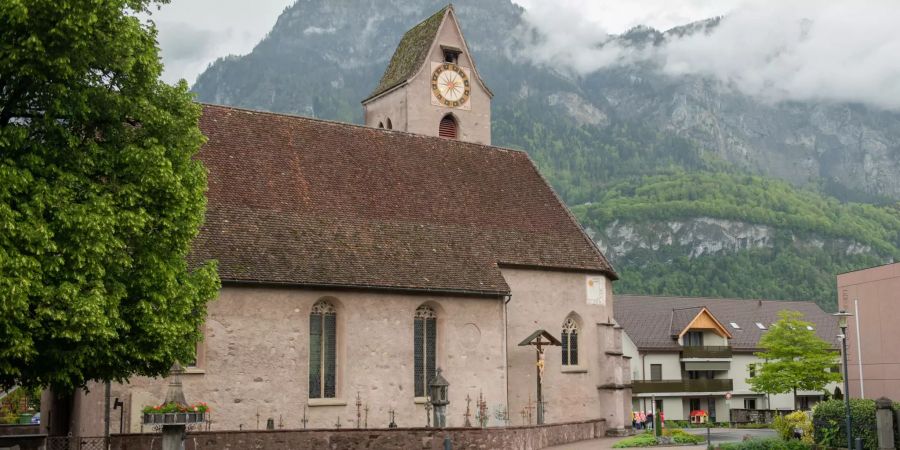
<box><xmin>518</xmin><ymin>329</ymin><xmax>562</xmax><ymax>425</ymax></box>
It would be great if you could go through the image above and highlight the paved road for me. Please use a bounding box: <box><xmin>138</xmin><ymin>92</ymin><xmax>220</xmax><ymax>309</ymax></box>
<box><xmin>547</xmin><ymin>427</ymin><xmax>776</xmax><ymax>449</ymax></box>
<box><xmin>682</xmin><ymin>427</ymin><xmax>776</xmax><ymax>444</ymax></box>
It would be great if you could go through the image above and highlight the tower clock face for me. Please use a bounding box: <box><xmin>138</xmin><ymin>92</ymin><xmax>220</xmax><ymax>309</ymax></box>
<box><xmin>431</xmin><ymin>63</ymin><xmax>471</xmax><ymax>108</ymax></box>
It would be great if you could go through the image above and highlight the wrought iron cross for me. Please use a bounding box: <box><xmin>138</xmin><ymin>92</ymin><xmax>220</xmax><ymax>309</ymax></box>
<box><xmin>356</xmin><ymin>392</ymin><xmax>362</xmax><ymax>429</ymax></box>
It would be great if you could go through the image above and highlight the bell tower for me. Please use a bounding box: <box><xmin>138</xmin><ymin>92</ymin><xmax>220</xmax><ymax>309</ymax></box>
<box><xmin>362</xmin><ymin>5</ymin><xmax>492</xmax><ymax>145</ymax></box>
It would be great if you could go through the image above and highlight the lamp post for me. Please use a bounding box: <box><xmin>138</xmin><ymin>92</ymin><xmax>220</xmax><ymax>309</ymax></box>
<box><xmin>428</xmin><ymin>368</ymin><xmax>450</xmax><ymax>428</ymax></box>
<box><xmin>834</xmin><ymin>310</ymin><xmax>853</xmax><ymax>450</ymax></box>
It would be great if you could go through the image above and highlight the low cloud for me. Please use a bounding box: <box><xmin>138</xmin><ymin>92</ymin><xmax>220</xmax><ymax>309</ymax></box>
<box><xmin>517</xmin><ymin>1</ymin><xmax>900</xmax><ymax>110</ymax></box>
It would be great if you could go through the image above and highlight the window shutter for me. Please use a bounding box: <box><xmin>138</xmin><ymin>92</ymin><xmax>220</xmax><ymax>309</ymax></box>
<box><xmin>425</xmin><ymin>317</ymin><xmax>436</xmax><ymax>392</ymax></box>
<box><xmin>570</xmin><ymin>330</ymin><xmax>578</xmax><ymax>365</ymax></box>
<box><xmin>323</xmin><ymin>313</ymin><xmax>337</xmax><ymax>398</ymax></box>
<box><xmin>414</xmin><ymin>317</ymin><xmax>424</xmax><ymax>397</ymax></box>
<box><xmin>309</xmin><ymin>314</ymin><xmax>322</xmax><ymax>398</ymax></box>
<box><xmin>439</xmin><ymin>116</ymin><xmax>457</xmax><ymax>139</ymax></box>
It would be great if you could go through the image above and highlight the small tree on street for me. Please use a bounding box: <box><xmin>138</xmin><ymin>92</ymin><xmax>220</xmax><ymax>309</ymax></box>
<box><xmin>749</xmin><ymin>311</ymin><xmax>841</xmax><ymax>409</ymax></box>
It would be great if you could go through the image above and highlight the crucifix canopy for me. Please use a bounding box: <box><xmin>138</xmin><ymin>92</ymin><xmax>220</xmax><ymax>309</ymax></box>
<box><xmin>518</xmin><ymin>329</ymin><xmax>562</xmax><ymax>347</ymax></box>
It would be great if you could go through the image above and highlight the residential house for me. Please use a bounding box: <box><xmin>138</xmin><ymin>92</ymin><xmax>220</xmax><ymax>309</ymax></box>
<box><xmin>616</xmin><ymin>295</ymin><xmax>839</xmax><ymax>422</ymax></box>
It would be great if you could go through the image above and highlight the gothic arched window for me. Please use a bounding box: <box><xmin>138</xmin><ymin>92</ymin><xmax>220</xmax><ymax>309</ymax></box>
<box><xmin>438</xmin><ymin>114</ymin><xmax>458</xmax><ymax>139</ymax></box>
<box><xmin>561</xmin><ymin>317</ymin><xmax>579</xmax><ymax>366</ymax></box>
<box><xmin>378</xmin><ymin>122</ymin><xmax>384</xmax><ymax>128</ymax></box>
<box><xmin>414</xmin><ymin>305</ymin><xmax>437</xmax><ymax>397</ymax></box>
<box><xmin>386</xmin><ymin>118</ymin><xmax>393</xmax><ymax>129</ymax></box>
<box><xmin>309</xmin><ymin>300</ymin><xmax>337</xmax><ymax>398</ymax></box>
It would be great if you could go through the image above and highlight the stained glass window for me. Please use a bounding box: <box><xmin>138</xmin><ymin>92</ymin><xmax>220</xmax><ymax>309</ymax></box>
<box><xmin>562</xmin><ymin>317</ymin><xmax>578</xmax><ymax>366</ymax></box>
<box><xmin>309</xmin><ymin>300</ymin><xmax>337</xmax><ymax>399</ymax></box>
<box><xmin>414</xmin><ymin>305</ymin><xmax>437</xmax><ymax>397</ymax></box>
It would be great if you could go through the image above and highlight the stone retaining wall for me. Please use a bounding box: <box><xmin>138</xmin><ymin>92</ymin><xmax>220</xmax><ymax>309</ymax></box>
<box><xmin>110</xmin><ymin>418</ymin><xmax>606</xmax><ymax>450</ymax></box>
<box><xmin>0</xmin><ymin>423</ymin><xmax>39</xmax><ymax>436</ymax></box>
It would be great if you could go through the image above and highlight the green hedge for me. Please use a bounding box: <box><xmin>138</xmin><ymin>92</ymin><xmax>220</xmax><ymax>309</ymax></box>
<box><xmin>812</xmin><ymin>399</ymin><xmax>900</xmax><ymax>449</ymax></box>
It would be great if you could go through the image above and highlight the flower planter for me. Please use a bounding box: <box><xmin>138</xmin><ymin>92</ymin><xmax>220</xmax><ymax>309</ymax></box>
<box><xmin>142</xmin><ymin>412</ymin><xmax>205</xmax><ymax>425</ymax></box>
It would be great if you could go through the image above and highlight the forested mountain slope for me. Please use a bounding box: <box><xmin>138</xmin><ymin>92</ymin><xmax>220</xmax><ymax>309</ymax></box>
<box><xmin>190</xmin><ymin>0</ymin><xmax>900</xmax><ymax>309</ymax></box>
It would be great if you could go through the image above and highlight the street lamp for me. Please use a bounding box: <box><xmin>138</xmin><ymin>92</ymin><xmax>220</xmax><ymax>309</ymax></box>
<box><xmin>428</xmin><ymin>368</ymin><xmax>450</xmax><ymax>428</ymax></box>
<box><xmin>833</xmin><ymin>310</ymin><xmax>853</xmax><ymax>450</ymax></box>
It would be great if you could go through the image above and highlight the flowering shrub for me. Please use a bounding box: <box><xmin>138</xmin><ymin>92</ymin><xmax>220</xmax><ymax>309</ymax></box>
<box><xmin>142</xmin><ymin>402</ymin><xmax>209</xmax><ymax>415</ymax></box>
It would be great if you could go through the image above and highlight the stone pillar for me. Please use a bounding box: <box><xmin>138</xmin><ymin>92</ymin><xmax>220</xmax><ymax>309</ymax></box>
<box><xmin>163</xmin><ymin>364</ymin><xmax>187</xmax><ymax>450</ymax></box>
<box><xmin>162</xmin><ymin>425</ymin><xmax>185</xmax><ymax>450</ymax></box>
<box><xmin>875</xmin><ymin>397</ymin><xmax>895</xmax><ymax>450</ymax></box>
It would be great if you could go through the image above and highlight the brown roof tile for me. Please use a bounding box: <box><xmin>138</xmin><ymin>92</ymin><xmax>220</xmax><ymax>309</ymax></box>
<box><xmin>615</xmin><ymin>295</ymin><xmax>838</xmax><ymax>351</ymax></box>
<box><xmin>191</xmin><ymin>104</ymin><xmax>615</xmax><ymax>295</ymax></box>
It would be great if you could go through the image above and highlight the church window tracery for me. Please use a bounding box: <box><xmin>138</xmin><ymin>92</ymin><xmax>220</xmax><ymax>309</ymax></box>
<box><xmin>561</xmin><ymin>317</ymin><xmax>579</xmax><ymax>366</ymax></box>
<box><xmin>414</xmin><ymin>305</ymin><xmax>437</xmax><ymax>397</ymax></box>
<box><xmin>309</xmin><ymin>299</ymin><xmax>337</xmax><ymax>398</ymax></box>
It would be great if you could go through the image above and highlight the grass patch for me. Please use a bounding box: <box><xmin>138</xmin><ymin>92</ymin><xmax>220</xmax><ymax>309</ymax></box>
<box><xmin>613</xmin><ymin>433</ymin><xmax>659</xmax><ymax>448</ymax></box>
<box><xmin>668</xmin><ymin>429</ymin><xmax>706</xmax><ymax>444</ymax></box>
<box><xmin>613</xmin><ymin>430</ymin><xmax>706</xmax><ymax>448</ymax></box>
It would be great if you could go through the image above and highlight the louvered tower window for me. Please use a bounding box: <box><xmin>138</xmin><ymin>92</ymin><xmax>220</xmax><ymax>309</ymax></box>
<box><xmin>309</xmin><ymin>300</ymin><xmax>337</xmax><ymax>398</ymax></box>
<box><xmin>561</xmin><ymin>317</ymin><xmax>578</xmax><ymax>366</ymax></box>
<box><xmin>438</xmin><ymin>114</ymin><xmax>458</xmax><ymax>139</ymax></box>
<box><xmin>414</xmin><ymin>305</ymin><xmax>437</xmax><ymax>397</ymax></box>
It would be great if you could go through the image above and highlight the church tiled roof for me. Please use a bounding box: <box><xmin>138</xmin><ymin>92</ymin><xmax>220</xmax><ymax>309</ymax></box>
<box><xmin>365</xmin><ymin>6</ymin><xmax>448</xmax><ymax>101</ymax></box>
<box><xmin>191</xmin><ymin>104</ymin><xmax>616</xmax><ymax>295</ymax></box>
<box><xmin>615</xmin><ymin>295</ymin><xmax>837</xmax><ymax>352</ymax></box>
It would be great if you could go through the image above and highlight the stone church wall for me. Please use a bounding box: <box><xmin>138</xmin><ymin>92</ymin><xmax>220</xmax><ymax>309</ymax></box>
<box><xmin>82</xmin><ymin>286</ymin><xmax>507</xmax><ymax>434</ymax></box>
<box><xmin>502</xmin><ymin>267</ymin><xmax>628</xmax><ymax>430</ymax></box>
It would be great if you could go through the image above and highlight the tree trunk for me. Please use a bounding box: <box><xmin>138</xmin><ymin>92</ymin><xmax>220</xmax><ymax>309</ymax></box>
<box><xmin>46</xmin><ymin>390</ymin><xmax>74</xmax><ymax>436</ymax></box>
<box><xmin>793</xmin><ymin>387</ymin><xmax>797</xmax><ymax>411</ymax></box>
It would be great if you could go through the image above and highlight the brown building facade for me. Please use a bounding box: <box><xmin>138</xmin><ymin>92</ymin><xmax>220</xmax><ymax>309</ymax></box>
<box><xmin>56</xmin><ymin>6</ymin><xmax>631</xmax><ymax>437</ymax></box>
<box><xmin>837</xmin><ymin>262</ymin><xmax>900</xmax><ymax>400</ymax></box>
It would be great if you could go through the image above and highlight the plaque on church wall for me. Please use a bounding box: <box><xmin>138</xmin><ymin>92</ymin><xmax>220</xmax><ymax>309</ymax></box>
<box><xmin>430</xmin><ymin>62</ymin><xmax>472</xmax><ymax>110</ymax></box>
<box><xmin>586</xmin><ymin>276</ymin><xmax>606</xmax><ymax>305</ymax></box>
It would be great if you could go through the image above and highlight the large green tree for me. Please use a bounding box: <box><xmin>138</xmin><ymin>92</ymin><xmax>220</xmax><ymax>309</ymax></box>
<box><xmin>749</xmin><ymin>311</ymin><xmax>841</xmax><ymax>408</ymax></box>
<box><xmin>0</xmin><ymin>0</ymin><xmax>219</xmax><ymax>394</ymax></box>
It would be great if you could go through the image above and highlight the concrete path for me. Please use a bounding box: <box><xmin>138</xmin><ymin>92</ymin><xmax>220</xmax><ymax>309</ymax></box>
<box><xmin>546</xmin><ymin>427</ymin><xmax>776</xmax><ymax>449</ymax></box>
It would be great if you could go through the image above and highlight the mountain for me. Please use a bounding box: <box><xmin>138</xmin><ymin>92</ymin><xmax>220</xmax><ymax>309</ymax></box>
<box><xmin>189</xmin><ymin>0</ymin><xmax>900</xmax><ymax>310</ymax></box>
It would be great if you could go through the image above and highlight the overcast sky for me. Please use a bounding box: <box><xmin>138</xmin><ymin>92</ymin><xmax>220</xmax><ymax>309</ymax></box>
<box><xmin>152</xmin><ymin>0</ymin><xmax>900</xmax><ymax>110</ymax></box>
<box><xmin>153</xmin><ymin>0</ymin><xmax>739</xmax><ymax>85</ymax></box>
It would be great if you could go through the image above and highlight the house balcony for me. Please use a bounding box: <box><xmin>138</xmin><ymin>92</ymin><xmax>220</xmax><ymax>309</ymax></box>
<box><xmin>632</xmin><ymin>379</ymin><xmax>733</xmax><ymax>394</ymax></box>
<box><xmin>680</xmin><ymin>345</ymin><xmax>732</xmax><ymax>359</ymax></box>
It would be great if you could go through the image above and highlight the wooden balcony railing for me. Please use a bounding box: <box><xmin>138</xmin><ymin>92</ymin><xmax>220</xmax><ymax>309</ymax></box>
<box><xmin>632</xmin><ymin>378</ymin><xmax>733</xmax><ymax>394</ymax></box>
<box><xmin>680</xmin><ymin>345</ymin><xmax>733</xmax><ymax>359</ymax></box>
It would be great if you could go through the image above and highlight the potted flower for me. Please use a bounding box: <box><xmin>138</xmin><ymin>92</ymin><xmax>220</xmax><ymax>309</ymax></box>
<box><xmin>142</xmin><ymin>402</ymin><xmax>209</xmax><ymax>425</ymax></box>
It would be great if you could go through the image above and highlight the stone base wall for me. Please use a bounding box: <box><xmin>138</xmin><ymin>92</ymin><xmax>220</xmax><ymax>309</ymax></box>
<box><xmin>0</xmin><ymin>424</ymin><xmax>40</xmax><ymax>436</ymax></box>
<box><xmin>0</xmin><ymin>434</ymin><xmax>46</xmax><ymax>450</ymax></box>
<box><xmin>110</xmin><ymin>418</ymin><xmax>605</xmax><ymax>450</ymax></box>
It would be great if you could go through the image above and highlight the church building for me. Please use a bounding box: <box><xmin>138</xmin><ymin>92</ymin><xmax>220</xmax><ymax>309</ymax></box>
<box><xmin>64</xmin><ymin>5</ymin><xmax>630</xmax><ymax>435</ymax></box>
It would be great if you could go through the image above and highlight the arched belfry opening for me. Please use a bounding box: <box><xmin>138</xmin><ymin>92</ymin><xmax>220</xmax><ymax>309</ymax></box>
<box><xmin>438</xmin><ymin>114</ymin><xmax>458</xmax><ymax>139</ymax></box>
